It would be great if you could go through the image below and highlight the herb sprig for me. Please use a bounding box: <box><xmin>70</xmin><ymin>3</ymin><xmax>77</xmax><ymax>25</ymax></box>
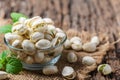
<box><xmin>0</xmin><ymin>50</ymin><xmax>22</xmax><ymax>74</ymax></box>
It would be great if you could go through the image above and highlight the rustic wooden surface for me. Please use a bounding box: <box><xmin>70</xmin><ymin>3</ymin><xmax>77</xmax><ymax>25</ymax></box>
<box><xmin>1</xmin><ymin>0</ymin><xmax>120</xmax><ymax>80</ymax></box>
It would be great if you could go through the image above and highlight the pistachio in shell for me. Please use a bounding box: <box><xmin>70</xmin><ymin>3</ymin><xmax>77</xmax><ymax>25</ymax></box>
<box><xmin>35</xmin><ymin>39</ymin><xmax>51</xmax><ymax>49</ymax></box>
<box><xmin>67</xmin><ymin>52</ymin><xmax>77</xmax><ymax>63</ymax></box>
<box><xmin>62</xmin><ymin>66</ymin><xmax>76</xmax><ymax>80</ymax></box>
<box><xmin>42</xmin><ymin>65</ymin><xmax>58</xmax><ymax>75</ymax></box>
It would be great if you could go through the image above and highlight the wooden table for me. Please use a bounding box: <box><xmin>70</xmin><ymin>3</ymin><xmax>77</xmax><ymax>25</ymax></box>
<box><xmin>0</xmin><ymin>0</ymin><xmax>120</xmax><ymax>80</ymax></box>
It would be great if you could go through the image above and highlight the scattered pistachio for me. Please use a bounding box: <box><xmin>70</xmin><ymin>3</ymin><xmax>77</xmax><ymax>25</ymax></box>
<box><xmin>42</xmin><ymin>65</ymin><xmax>58</xmax><ymax>75</ymax></box>
<box><xmin>62</xmin><ymin>66</ymin><xmax>76</xmax><ymax>80</ymax></box>
<box><xmin>0</xmin><ymin>71</ymin><xmax>8</xmax><ymax>80</ymax></box>
<box><xmin>97</xmin><ymin>64</ymin><xmax>112</xmax><ymax>75</ymax></box>
<box><xmin>67</xmin><ymin>52</ymin><xmax>77</xmax><ymax>63</ymax></box>
<box><xmin>64</xmin><ymin>39</ymin><xmax>71</xmax><ymax>49</ymax></box>
<box><xmin>82</xmin><ymin>42</ymin><xmax>96</xmax><ymax>52</ymax></box>
<box><xmin>91</xmin><ymin>36</ymin><xmax>100</xmax><ymax>46</ymax></box>
<box><xmin>82</xmin><ymin>56</ymin><xmax>96</xmax><ymax>66</ymax></box>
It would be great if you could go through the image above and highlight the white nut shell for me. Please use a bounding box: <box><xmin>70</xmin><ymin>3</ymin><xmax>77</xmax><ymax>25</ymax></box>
<box><xmin>82</xmin><ymin>56</ymin><xmax>96</xmax><ymax>66</ymax></box>
<box><xmin>42</xmin><ymin>65</ymin><xmax>58</xmax><ymax>75</ymax></box>
<box><xmin>35</xmin><ymin>39</ymin><xmax>51</xmax><ymax>49</ymax></box>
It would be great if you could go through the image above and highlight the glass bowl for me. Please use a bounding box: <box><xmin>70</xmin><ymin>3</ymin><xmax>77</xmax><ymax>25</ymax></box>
<box><xmin>4</xmin><ymin>33</ymin><xmax>67</xmax><ymax>70</ymax></box>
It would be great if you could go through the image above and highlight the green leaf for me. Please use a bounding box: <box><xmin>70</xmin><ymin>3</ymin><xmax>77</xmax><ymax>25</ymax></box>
<box><xmin>0</xmin><ymin>24</ymin><xmax>12</xmax><ymax>34</ymax></box>
<box><xmin>0</xmin><ymin>50</ymin><xmax>10</xmax><ymax>59</ymax></box>
<box><xmin>6</xmin><ymin>58</ymin><xmax>22</xmax><ymax>74</ymax></box>
<box><xmin>10</xmin><ymin>12</ymin><xmax>27</xmax><ymax>22</ymax></box>
<box><xmin>0</xmin><ymin>64</ymin><xmax>3</xmax><ymax>69</ymax></box>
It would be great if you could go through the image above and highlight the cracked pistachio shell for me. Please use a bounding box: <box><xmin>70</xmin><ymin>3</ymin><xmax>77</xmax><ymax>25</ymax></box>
<box><xmin>0</xmin><ymin>71</ymin><xmax>8</xmax><ymax>80</ymax></box>
<box><xmin>64</xmin><ymin>39</ymin><xmax>71</xmax><ymax>49</ymax></box>
<box><xmin>98</xmin><ymin>64</ymin><xmax>112</xmax><ymax>75</ymax></box>
<box><xmin>30</xmin><ymin>32</ymin><xmax>44</xmax><ymax>42</ymax></box>
<box><xmin>35</xmin><ymin>39</ymin><xmax>51</xmax><ymax>49</ymax></box>
<box><xmin>24</xmin><ymin>56</ymin><xmax>34</xmax><ymax>64</ymax></box>
<box><xmin>11</xmin><ymin>39</ymin><xmax>21</xmax><ymax>48</ymax></box>
<box><xmin>67</xmin><ymin>52</ymin><xmax>77</xmax><ymax>63</ymax></box>
<box><xmin>62</xmin><ymin>66</ymin><xmax>76</xmax><ymax>80</ymax></box>
<box><xmin>91</xmin><ymin>36</ymin><xmax>100</xmax><ymax>46</ymax></box>
<box><xmin>22</xmin><ymin>40</ymin><xmax>35</xmax><ymax>51</ymax></box>
<box><xmin>82</xmin><ymin>56</ymin><xmax>96</xmax><ymax>66</ymax></box>
<box><xmin>42</xmin><ymin>65</ymin><xmax>58</xmax><ymax>75</ymax></box>
<box><xmin>82</xmin><ymin>42</ymin><xmax>96</xmax><ymax>52</ymax></box>
<box><xmin>12</xmin><ymin>23</ymin><xmax>27</xmax><ymax>35</ymax></box>
<box><xmin>34</xmin><ymin>52</ymin><xmax>44</xmax><ymax>63</ymax></box>
<box><xmin>43</xmin><ymin>18</ymin><xmax>54</xmax><ymax>25</ymax></box>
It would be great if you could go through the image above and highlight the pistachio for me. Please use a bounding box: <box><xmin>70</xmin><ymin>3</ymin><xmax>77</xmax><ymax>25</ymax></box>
<box><xmin>47</xmin><ymin>25</ymin><xmax>56</xmax><ymax>34</ymax></box>
<box><xmin>62</xmin><ymin>66</ymin><xmax>76</xmax><ymax>80</ymax></box>
<box><xmin>42</xmin><ymin>65</ymin><xmax>58</xmax><ymax>75</ymax></box>
<box><xmin>30</xmin><ymin>32</ymin><xmax>44</xmax><ymax>42</ymax></box>
<box><xmin>82</xmin><ymin>42</ymin><xmax>96</xmax><ymax>52</ymax></box>
<box><xmin>11</xmin><ymin>39</ymin><xmax>21</xmax><ymax>48</ymax></box>
<box><xmin>5</xmin><ymin>33</ymin><xmax>23</xmax><ymax>44</ymax></box>
<box><xmin>98</xmin><ymin>64</ymin><xmax>112</xmax><ymax>75</ymax></box>
<box><xmin>43</xmin><ymin>18</ymin><xmax>54</xmax><ymax>25</ymax></box>
<box><xmin>22</xmin><ymin>40</ymin><xmax>35</xmax><ymax>51</ymax></box>
<box><xmin>35</xmin><ymin>39</ymin><xmax>51</xmax><ymax>49</ymax></box>
<box><xmin>56</xmin><ymin>32</ymin><xmax>66</xmax><ymax>38</ymax></box>
<box><xmin>24</xmin><ymin>56</ymin><xmax>34</xmax><ymax>64</ymax></box>
<box><xmin>12</xmin><ymin>23</ymin><xmax>28</xmax><ymax>35</ymax></box>
<box><xmin>19</xmin><ymin>17</ymin><xmax>26</xmax><ymax>23</ymax></box>
<box><xmin>0</xmin><ymin>71</ymin><xmax>8</xmax><ymax>80</ymax></box>
<box><xmin>64</xmin><ymin>39</ymin><xmax>71</xmax><ymax>49</ymax></box>
<box><xmin>82</xmin><ymin>56</ymin><xmax>96</xmax><ymax>66</ymax></box>
<box><xmin>31</xmin><ymin>18</ymin><xmax>44</xmax><ymax>28</ymax></box>
<box><xmin>42</xmin><ymin>56</ymin><xmax>52</xmax><ymax>63</ymax></box>
<box><xmin>34</xmin><ymin>52</ymin><xmax>44</xmax><ymax>63</ymax></box>
<box><xmin>67</xmin><ymin>52</ymin><xmax>77</xmax><ymax>63</ymax></box>
<box><xmin>71</xmin><ymin>42</ymin><xmax>82</xmax><ymax>51</ymax></box>
<box><xmin>51</xmin><ymin>37</ymin><xmax>61</xmax><ymax>47</ymax></box>
<box><xmin>44</xmin><ymin>33</ymin><xmax>53</xmax><ymax>41</ymax></box>
<box><xmin>70</xmin><ymin>37</ymin><xmax>81</xmax><ymax>44</ymax></box>
<box><xmin>91</xmin><ymin>36</ymin><xmax>100</xmax><ymax>46</ymax></box>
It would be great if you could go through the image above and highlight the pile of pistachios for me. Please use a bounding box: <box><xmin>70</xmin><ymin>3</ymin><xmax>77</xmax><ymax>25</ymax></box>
<box><xmin>5</xmin><ymin>16</ymin><xmax>66</xmax><ymax>64</ymax></box>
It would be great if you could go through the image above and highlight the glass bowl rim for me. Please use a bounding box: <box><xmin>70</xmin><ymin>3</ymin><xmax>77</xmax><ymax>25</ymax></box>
<box><xmin>4</xmin><ymin>32</ymin><xmax>67</xmax><ymax>51</ymax></box>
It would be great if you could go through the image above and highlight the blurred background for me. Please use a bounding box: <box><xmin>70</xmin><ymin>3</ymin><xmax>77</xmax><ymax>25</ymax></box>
<box><xmin>0</xmin><ymin>0</ymin><xmax>119</xmax><ymax>32</ymax></box>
